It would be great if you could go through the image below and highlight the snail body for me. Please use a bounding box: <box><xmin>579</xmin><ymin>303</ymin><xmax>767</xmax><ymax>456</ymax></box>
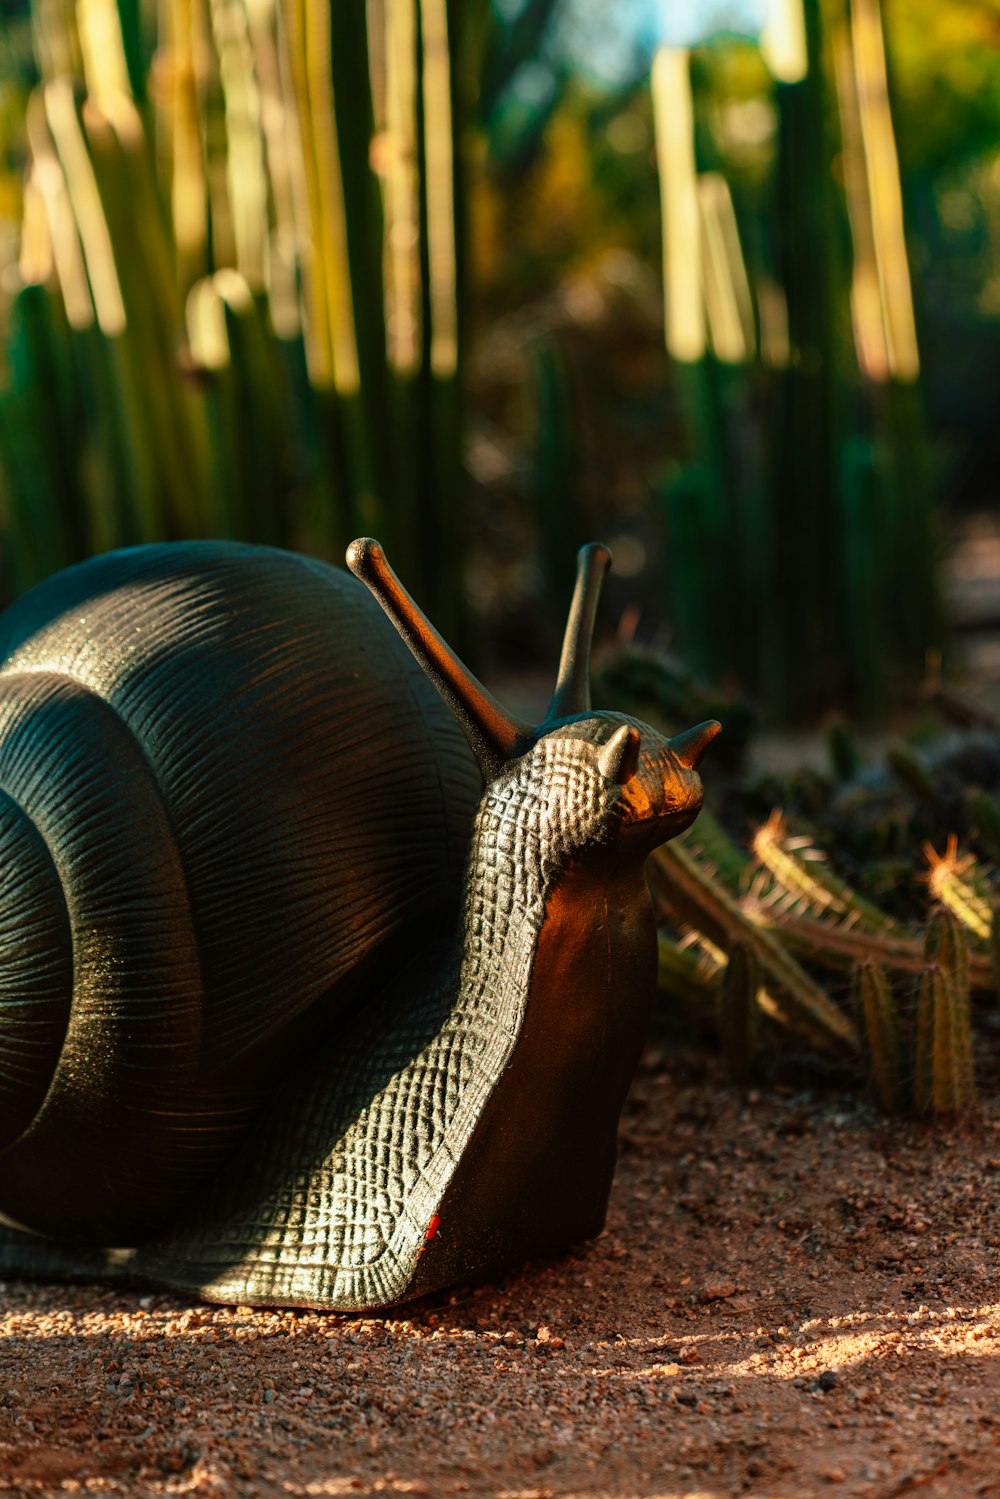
<box><xmin>0</xmin><ymin>539</ymin><xmax>717</xmax><ymax>1310</ymax></box>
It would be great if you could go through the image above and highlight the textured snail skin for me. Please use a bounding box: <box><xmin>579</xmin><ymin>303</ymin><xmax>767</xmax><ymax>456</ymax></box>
<box><xmin>0</xmin><ymin>540</ymin><xmax>717</xmax><ymax>1310</ymax></box>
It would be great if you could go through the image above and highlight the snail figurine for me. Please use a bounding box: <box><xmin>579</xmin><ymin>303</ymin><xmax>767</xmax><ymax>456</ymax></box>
<box><xmin>0</xmin><ymin>537</ymin><xmax>717</xmax><ymax>1310</ymax></box>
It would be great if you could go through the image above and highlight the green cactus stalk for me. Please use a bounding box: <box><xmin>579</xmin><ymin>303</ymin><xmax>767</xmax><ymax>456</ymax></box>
<box><xmin>827</xmin><ymin>717</ymin><xmax>861</xmax><ymax>782</ymax></box>
<box><xmin>913</xmin><ymin>958</ymin><xmax>976</xmax><ymax>1116</ymax></box>
<box><xmin>912</xmin><ymin>910</ymin><xmax>976</xmax><ymax>1114</ymax></box>
<box><xmin>887</xmin><ymin>743</ymin><xmax>939</xmax><ymax>809</ymax></box>
<box><xmin>965</xmin><ymin>788</ymin><xmax>1000</xmax><ymax>866</ymax></box>
<box><xmin>656</xmin><ymin>934</ymin><xmax>721</xmax><ymax>1006</ymax></box>
<box><xmin>913</xmin><ymin>961</ymin><xmax>937</xmax><ymax>1116</ymax></box>
<box><xmin>534</xmin><ymin>341</ymin><xmax>582</xmax><ymax>613</ymax></box>
<box><xmin>851</xmin><ymin>960</ymin><xmax>903</xmax><ymax>1113</ymax></box>
<box><xmin>720</xmin><ymin>941</ymin><xmax>759</xmax><ymax>1083</ymax></box>
<box><xmin>765</xmin><ymin>0</ymin><xmax>842</xmax><ymax>716</ymax></box>
<box><xmin>924</xmin><ymin>907</ymin><xmax>971</xmax><ymax>1000</ymax></box>
<box><xmin>757</xmin><ymin>910</ymin><xmax>993</xmax><ymax>991</ymax></box>
<box><xmin>679</xmin><ymin>805</ymin><xmax>749</xmax><ymax>896</ymax></box>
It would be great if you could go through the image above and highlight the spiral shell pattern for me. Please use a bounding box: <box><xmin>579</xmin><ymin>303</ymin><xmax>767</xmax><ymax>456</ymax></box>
<box><xmin>0</xmin><ymin>543</ymin><xmax>480</xmax><ymax>1241</ymax></box>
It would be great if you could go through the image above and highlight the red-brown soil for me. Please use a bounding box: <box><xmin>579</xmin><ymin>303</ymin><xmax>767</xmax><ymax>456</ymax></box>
<box><xmin>0</xmin><ymin>1036</ymin><xmax>997</xmax><ymax>1498</ymax></box>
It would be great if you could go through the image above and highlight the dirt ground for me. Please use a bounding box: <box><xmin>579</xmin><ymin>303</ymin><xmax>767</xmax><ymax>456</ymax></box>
<box><xmin>0</xmin><ymin>1034</ymin><xmax>997</xmax><ymax>1499</ymax></box>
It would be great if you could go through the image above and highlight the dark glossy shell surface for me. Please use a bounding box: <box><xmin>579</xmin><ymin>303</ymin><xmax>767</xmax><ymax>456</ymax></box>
<box><xmin>0</xmin><ymin>543</ymin><xmax>481</xmax><ymax>1237</ymax></box>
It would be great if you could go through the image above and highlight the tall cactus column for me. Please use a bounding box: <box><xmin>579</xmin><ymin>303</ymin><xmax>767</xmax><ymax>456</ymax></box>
<box><xmin>767</xmin><ymin>0</ymin><xmax>842</xmax><ymax>715</ymax></box>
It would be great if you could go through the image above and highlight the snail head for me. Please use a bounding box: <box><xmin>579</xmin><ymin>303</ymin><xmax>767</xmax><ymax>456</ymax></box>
<box><xmin>346</xmin><ymin>538</ymin><xmax>720</xmax><ymax>863</ymax></box>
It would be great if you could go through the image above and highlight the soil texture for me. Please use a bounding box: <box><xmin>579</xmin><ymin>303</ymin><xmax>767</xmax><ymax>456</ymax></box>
<box><xmin>0</xmin><ymin>1038</ymin><xmax>998</xmax><ymax>1498</ymax></box>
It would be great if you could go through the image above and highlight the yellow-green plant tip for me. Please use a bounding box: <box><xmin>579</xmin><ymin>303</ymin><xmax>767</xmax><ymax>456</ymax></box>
<box><xmin>752</xmin><ymin>809</ymin><xmax>904</xmax><ymax>937</ymax></box>
<box><xmin>924</xmin><ymin>837</ymin><xmax>992</xmax><ymax>944</ymax></box>
<box><xmin>720</xmin><ymin>941</ymin><xmax>759</xmax><ymax>1083</ymax></box>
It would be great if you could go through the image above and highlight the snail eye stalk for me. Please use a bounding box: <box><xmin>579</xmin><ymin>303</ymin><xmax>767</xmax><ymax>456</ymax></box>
<box><xmin>545</xmin><ymin>543</ymin><xmax>611</xmax><ymax>723</ymax></box>
<box><xmin>348</xmin><ymin>538</ymin><xmax>619</xmax><ymax>779</ymax></box>
<box><xmin>347</xmin><ymin>538</ymin><xmax>532</xmax><ymax>780</ymax></box>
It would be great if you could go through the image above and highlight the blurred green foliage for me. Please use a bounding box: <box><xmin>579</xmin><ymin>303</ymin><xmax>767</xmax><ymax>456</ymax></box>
<box><xmin>653</xmin><ymin>1</ymin><xmax>942</xmax><ymax>720</ymax></box>
<box><xmin>0</xmin><ymin>0</ymin><xmax>500</xmax><ymax>635</ymax></box>
<box><xmin>2</xmin><ymin>0</ymin><xmax>1000</xmax><ymax>726</ymax></box>
<box><xmin>466</xmin><ymin>0</ymin><xmax>1000</xmax><ymax>719</ymax></box>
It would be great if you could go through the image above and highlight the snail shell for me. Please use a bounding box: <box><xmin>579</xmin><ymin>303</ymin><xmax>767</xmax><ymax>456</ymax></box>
<box><xmin>0</xmin><ymin>542</ymin><xmax>480</xmax><ymax>1242</ymax></box>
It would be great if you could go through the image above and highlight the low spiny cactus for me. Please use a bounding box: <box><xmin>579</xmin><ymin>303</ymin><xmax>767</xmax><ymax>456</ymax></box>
<box><xmin>655</xmin><ymin>791</ymin><xmax>991</xmax><ymax>1115</ymax></box>
<box><xmin>650</xmin><ymin>839</ymin><xmax>858</xmax><ymax>1051</ymax></box>
<box><xmin>642</xmin><ymin>699</ymin><xmax>1000</xmax><ymax>1114</ymax></box>
<box><xmin>723</xmin><ymin>719</ymin><xmax>1000</xmax><ymax>925</ymax></box>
